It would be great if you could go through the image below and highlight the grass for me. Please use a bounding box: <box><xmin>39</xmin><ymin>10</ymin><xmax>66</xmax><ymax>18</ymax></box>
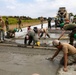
<box><xmin>3</xmin><ymin>17</ymin><xmax>40</xmax><ymax>25</ymax></box>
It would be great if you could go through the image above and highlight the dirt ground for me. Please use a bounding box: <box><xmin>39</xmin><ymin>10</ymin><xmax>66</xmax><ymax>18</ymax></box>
<box><xmin>4</xmin><ymin>21</ymin><xmax>47</xmax><ymax>31</ymax></box>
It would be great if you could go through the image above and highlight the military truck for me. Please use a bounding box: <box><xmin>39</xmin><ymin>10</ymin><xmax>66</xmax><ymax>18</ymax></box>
<box><xmin>57</xmin><ymin>7</ymin><xmax>68</xmax><ymax>19</ymax></box>
<box><xmin>55</xmin><ymin>7</ymin><xmax>70</xmax><ymax>29</ymax></box>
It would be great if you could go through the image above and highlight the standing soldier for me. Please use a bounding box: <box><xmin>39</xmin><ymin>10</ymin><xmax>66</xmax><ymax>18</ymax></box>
<box><xmin>54</xmin><ymin>18</ymin><xmax>59</xmax><ymax>30</ymax></box>
<box><xmin>40</xmin><ymin>16</ymin><xmax>44</xmax><ymax>29</ymax></box>
<box><xmin>47</xmin><ymin>17</ymin><xmax>52</xmax><ymax>29</ymax></box>
<box><xmin>5</xmin><ymin>17</ymin><xmax>9</xmax><ymax>32</ymax></box>
<box><xmin>17</xmin><ymin>17</ymin><xmax>22</xmax><ymax>32</ymax></box>
<box><xmin>0</xmin><ymin>16</ymin><xmax>5</xmax><ymax>42</ymax></box>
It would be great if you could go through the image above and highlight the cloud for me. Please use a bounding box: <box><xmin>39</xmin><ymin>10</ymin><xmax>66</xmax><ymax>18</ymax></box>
<box><xmin>6</xmin><ymin>6</ymin><xmax>15</xmax><ymax>9</ymax></box>
<box><xmin>0</xmin><ymin>0</ymin><xmax>76</xmax><ymax>18</ymax></box>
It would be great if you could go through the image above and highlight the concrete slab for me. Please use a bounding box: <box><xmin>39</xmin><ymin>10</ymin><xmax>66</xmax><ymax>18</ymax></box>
<box><xmin>57</xmin><ymin>64</ymin><xmax>76</xmax><ymax>75</ymax></box>
<box><xmin>0</xmin><ymin>43</ymin><xmax>76</xmax><ymax>75</ymax></box>
<box><xmin>0</xmin><ymin>46</ymin><xmax>59</xmax><ymax>75</ymax></box>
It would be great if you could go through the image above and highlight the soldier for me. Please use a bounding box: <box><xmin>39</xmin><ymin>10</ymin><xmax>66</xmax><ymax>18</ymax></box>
<box><xmin>5</xmin><ymin>17</ymin><xmax>9</xmax><ymax>32</ymax></box>
<box><xmin>24</xmin><ymin>28</ymin><xmax>39</xmax><ymax>48</ymax></box>
<box><xmin>58</xmin><ymin>20</ymin><xmax>76</xmax><ymax>45</ymax></box>
<box><xmin>0</xmin><ymin>16</ymin><xmax>5</xmax><ymax>42</ymax></box>
<box><xmin>54</xmin><ymin>18</ymin><xmax>60</xmax><ymax>29</ymax></box>
<box><xmin>40</xmin><ymin>16</ymin><xmax>44</xmax><ymax>29</ymax></box>
<box><xmin>47</xmin><ymin>40</ymin><xmax>76</xmax><ymax>72</ymax></box>
<box><xmin>17</xmin><ymin>17</ymin><xmax>23</xmax><ymax>32</ymax></box>
<box><xmin>47</xmin><ymin>17</ymin><xmax>52</xmax><ymax>29</ymax></box>
<box><xmin>38</xmin><ymin>28</ymin><xmax>50</xmax><ymax>39</ymax></box>
<box><xmin>5</xmin><ymin>28</ymin><xmax>18</xmax><ymax>38</ymax></box>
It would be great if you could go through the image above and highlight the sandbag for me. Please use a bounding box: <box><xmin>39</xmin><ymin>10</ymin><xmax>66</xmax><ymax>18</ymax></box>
<box><xmin>63</xmin><ymin>23</ymin><xmax>76</xmax><ymax>30</ymax></box>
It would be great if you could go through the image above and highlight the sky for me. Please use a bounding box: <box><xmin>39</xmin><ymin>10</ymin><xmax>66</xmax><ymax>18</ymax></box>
<box><xmin>0</xmin><ymin>0</ymin><xmax>76</xmax><ymax>18</ymax></box>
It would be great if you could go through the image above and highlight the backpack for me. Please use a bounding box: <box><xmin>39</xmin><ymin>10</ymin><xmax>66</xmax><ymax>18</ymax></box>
<box><xmin>63</xmin><ymin>23</ymin><xmax>76</xmax><ymax>30</ymax></box>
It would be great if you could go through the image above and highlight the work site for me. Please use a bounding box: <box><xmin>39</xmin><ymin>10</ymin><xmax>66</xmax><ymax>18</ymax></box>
<box><xmin>0</xmin><ymin>5</ymin><xmax>76</xmax><ymax>75</ymax></box>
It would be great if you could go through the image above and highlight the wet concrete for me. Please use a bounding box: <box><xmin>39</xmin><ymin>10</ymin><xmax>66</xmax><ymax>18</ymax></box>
<box><xmin>1</xmin><ymin>24</ymin><xmax>76</xmax><ymax>75</ymax></box>
<box><xmin>15</xmin><ymin>33</ymin><xmax>69</xmax><ymax>45</ymax></box>
<box><xmin>0</xmin><ymin>46</ymin><xmax>62</xmax><ymax>75</ymax></box>
<box><xmin>57</xmin><ymin>64</ymin><xmax>76</xmax><ymax>75</ymax></box>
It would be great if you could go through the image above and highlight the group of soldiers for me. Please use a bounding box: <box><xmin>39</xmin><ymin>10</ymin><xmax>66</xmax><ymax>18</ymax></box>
<box><xmin>5</xmin><ymin>17</ymin><xmax>23</xmax><ymax>38</ymax></box>
<box><xmin>25</xmin><ymin>15</ymin><xmax>76</xmax><ymax>72</ymax></box>
<box><xmin>24</xmin><ymin>26</ymin><xmax>50</xmax><ymax>48</ymax></box>
<box><xmin>24</xmin><ymin>15</ymin><xmax>76</xmax><ymax>48</ymax></box>
<box><xmin>0</xmin><ymin>15</ymin><xmax>76</xmax><ymax>72</ymax></box>
<box><xmin>24</xmin><ymin>17</ymin><xmax>76</xmax><ymax>72</ymax></box>
<box><xmin>47</xmin><ymin>18</ymin><xmax>76</xmax><ymax>72</ymax></box>
<box><xmin>0</xmin><ymin>16</ymin><xmax>23</xmax><ymax>41</ymax></box>
<box><xmin>24</xmin><ymin>16</ymin><xmax>52</xmax><ymax>48</ymax></box>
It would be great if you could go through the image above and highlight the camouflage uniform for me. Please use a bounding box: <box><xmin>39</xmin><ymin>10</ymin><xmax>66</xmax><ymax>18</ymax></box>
<box><xmin>24</xmin><ymin>29</ymin><xmax>38</xmax><ymax>47</ymax></box>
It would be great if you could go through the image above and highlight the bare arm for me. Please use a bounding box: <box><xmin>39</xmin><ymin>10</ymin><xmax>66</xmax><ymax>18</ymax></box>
<box><xmin>51</xmin><ymin>49</ymin><xmax>61</xmax><ymax>60</ymax></box>
<box><xmin>38</xmin><ymin>30</ymin><xmax>40</xmax><ymax>37</ymax></box>
<box><xmin>44</xmin><ymin>32</ymin><xmax>47</xmax><ymax>38</ymax></box>
<box><xmin>58</xmin><ymin>30</ymin><xmax>65</xmax><ymax>40</ymax></box>
<box><xmin>44</xmin><ymin>29</ymin><xmax>48</xmax><ymax>38</ymax></box>
<box><xmin>63</xmin><ymin>53</ymin><xmax>68</xmax><ymax>72</ymax></box>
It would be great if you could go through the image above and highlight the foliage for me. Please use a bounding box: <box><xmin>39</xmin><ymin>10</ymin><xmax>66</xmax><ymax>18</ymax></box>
<box><xmin>2</xmin><ymin>17</ymin><xmax>40</xmax><ymax>25</ymax></box>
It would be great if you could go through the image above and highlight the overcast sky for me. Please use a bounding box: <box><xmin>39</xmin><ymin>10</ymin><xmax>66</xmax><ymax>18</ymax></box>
<box><xmin>0</xmin><ymin>0</ymin><xmax>76</xmax><ymax>18</ymax></box>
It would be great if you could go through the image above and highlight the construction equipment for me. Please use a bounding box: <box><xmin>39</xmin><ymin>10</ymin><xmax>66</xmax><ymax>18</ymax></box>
<box><xmin>57</xmin><ymin>7</ymin><xmax>68</xmax><ymax>19</ymax></box>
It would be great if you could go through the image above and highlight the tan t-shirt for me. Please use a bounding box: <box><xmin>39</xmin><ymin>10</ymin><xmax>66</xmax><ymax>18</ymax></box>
<box><xmin>62</xmin><ymin>43</ymin><xmax>76</xmax><ymax>54</ymax></box>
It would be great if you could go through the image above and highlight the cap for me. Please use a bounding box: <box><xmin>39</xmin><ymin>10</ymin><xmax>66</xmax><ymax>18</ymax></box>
<box><xmin>52</xmin><ymin>40</ymin><xmax>60</xmax><ymax>46</ymax></box>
